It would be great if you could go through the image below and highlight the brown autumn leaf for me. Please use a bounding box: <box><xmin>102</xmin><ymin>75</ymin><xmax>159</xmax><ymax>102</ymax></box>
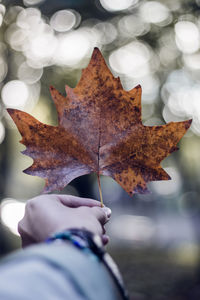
<box><xmin>7</xmin><ymin>48</ymin><xmax>191</xmax><ymax>197</ymax></box>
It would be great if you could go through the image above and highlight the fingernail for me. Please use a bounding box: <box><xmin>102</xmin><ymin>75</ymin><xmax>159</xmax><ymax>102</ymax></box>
<box><xmin>102</xmin><ymin>207</ymin><xmax>112</xmax><ymax>218</ymax></box>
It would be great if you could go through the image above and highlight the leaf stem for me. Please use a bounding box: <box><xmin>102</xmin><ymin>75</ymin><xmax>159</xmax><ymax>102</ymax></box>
<box><xmin>97</xmin><ymin>173</ymin><xmax>103</xmax><ymax>207</ymax></box>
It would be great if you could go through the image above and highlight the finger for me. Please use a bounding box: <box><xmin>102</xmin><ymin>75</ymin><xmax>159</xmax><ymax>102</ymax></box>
<box><xmin>18</xmin><ymin>220</ymin><xmax>37</xmax><ymax>248</ymax></box>
<box><xmin>58</xmin><ymin>195</ymin><xmax>102</xmax><ymax>208</ymax></box>
<box><xmin>18</xmin><ymin>218</ymin><xmax>27</xmax><ymax>237</ymax></box>
<box><xmin>91</xmin><ymin>207</ymin><xmax>108</xmax><ymax>224</ymax></box>
<box><xmin>102</xmin><ymin>235</ymin><xmax>110</xmax><ymax>245</ymax></box>
<box><xmin>102</xmin><ymin>207</ymin><xmax>112</xmax><ymax>219</ymax></box>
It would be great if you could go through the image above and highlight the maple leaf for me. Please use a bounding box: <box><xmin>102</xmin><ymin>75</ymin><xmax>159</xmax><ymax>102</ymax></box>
<box><xmin>7</xmin><ymin>48</ymin><xmax>191</xmax><ymax>199</ymax></box>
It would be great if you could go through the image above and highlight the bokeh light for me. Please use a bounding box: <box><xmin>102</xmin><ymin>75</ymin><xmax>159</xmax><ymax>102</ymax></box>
<box><xmin>55</xmin><ymin>28</ymin><xmax>93</xmax><ymax>67</ymax></box>
<box><xmin>183</xmin><ymin>52</ymin><xmax>200</xmax><ymax>70</ymax></box>
<box><xmin>93</xmin><ymin>22</ymin><xmax>117</xmax><ymax>45</ymax></box>
<box><xmin>1</xmin><ymin>199</ymin><xmax>25</xmax><ymax>236</ymax></box>
<box><xmin>0</xmin><ymin>122</ymin><xmax>5</xmax><ymax>144</ymax></box>
<box><xmin>0</xmin><ymin>4</ymin><xmax>6</xmax><ymax>16</ymax></box>
<box><xmin>26</xmin><ymin>26</ymin><xmax>57</xmax><ymax>67</ymax></box>
<box><xmin>100</xmin><ymin>0</ymin><xmax>138</xmax><ymax>12</ymax></box>
<box><xmin>118</xmin><ymin>15</ymin><xmax>150</xmax><ymax>38</ymax></box>
<box><xmin>18</xmin><ymin>62</ymin><xmax>43</xmax><ymax>84</ymax></box>
<box><xmin>23</xmin><ymin>0</ymin><xmax>45</xmax><ymax>6</ymax></box>
<box><xmin>109</xmin><ymin>41</ymin><xmax>151</xmax><ymax>76</ymax></box>
<box><xmin>162</xmin><ymin>69</ymin><xmax>200</xmax><ymax>135</ymax></box>
<box><xmin>50</xmin><ymin>10</ymin><xmax>77</xmax><ymax>32</ymax></box>
<box><xmin>5</xmin><ymin>23</ymin><xmax>28</xmax><ymax>52</ymax></box>
<box><xmin>139</xmin><ymin>1</ymin><xmax>172</xmax><ymax>25</ymax></box>
<box><xmin>0</xmin><ymin>56</ymin><xmax>8</xmax><ymax>83</ymax></box>
<box><xmin>175</xmin><ymin>21</ymin><xmax>200</xmax><ymax>54</ymax></box>
<box><xmin>4</xmin><ymin>6</ymin><xmax>24</xmax><ymax>25</ymax></box>
<box><xmin>1</xmin><ymin>80</ymin><xmax>29</xmax><ymax>109</ymax></box>
<box><xmin>150</xmin><ymin>167</ymin><xmax>182</xmax><ymax>196</ymax></box>
<box><xmin>17</xmin><ymin>7</ymin><xmax>41</xmax><ymax>30</ymax></box>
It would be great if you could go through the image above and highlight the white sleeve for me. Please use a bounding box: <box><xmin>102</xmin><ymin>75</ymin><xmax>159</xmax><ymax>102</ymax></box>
<box><xmin>0</xmin><ymin>257</ymin><xmax>85</xmax><ymax>300</ymax></box>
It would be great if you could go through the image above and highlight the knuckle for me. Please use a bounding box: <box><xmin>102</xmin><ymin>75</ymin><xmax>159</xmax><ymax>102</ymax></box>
<box><xmin>26</xmin><ymin>197</ymin><xmax>40</xmax><ymax>211</ymax></box>
<box><xmin>26</xmin><ymin>199</ymin><xmax>35</xmax><ymax>209</ymax></box>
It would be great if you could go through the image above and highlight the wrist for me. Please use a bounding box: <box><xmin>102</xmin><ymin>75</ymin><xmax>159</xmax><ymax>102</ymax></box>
<box><xmin>46</xmin><ymin>228</ymin><xmax>105</xmax><ymax>259</ymax></box>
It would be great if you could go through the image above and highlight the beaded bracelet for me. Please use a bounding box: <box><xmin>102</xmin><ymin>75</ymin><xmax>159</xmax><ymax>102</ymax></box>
<box><xmin>46</xmin><ymin>228</ymin><xmax>104</xmax><ymax>259</ymax></box>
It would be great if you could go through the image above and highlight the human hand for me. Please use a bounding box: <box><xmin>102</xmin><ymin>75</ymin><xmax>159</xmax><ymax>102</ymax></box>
<box><xmin>18</xmin><ymin>194</ymin><xmax>111</xmax><ymax>247</ymax></box>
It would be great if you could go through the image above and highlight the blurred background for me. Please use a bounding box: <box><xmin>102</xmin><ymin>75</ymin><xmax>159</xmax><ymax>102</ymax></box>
<box><xmin>1</xmin><ymin>0</ymin><xmax>200</xmax><ymax>299</ymax></box>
